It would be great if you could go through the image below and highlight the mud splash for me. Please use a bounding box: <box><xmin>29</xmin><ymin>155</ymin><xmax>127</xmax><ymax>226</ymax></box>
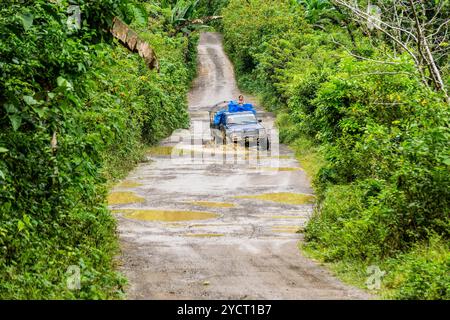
<box><xmin>235</xmin><ymin>192</ymin><xmax>315</xmax><ymax>205</ymax></box>
<box><xmin>108</xmin><ymin>192</ymin><xmax>145</xmax><ymax>205</ymax></box>
<box><xmin>119</xmin><ymin>209</ymin><xmax>218</xmax><ymax>222</ymax></box>
<box><xmin>180</xmin><ymin>144</ymin><xmax>255</xmax><ymax>156</ymax></box>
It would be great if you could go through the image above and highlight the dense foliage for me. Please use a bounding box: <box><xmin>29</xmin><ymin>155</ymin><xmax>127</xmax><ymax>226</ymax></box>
<box><xmin>222</xmin><ymin>0</ymin><xmax>449</xmax><ymax>299</ymax></box>
<box><xmin>0</xmin><ymin>0</ymin><xmax>197</xmax><ymax>298</ymax></box>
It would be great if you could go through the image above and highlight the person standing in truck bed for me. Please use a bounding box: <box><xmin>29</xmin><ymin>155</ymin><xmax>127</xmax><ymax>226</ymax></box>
<box><xmin>238</xmin><ymin>94</ymin><xmax>245</xmax><ymax>106</ymax></box>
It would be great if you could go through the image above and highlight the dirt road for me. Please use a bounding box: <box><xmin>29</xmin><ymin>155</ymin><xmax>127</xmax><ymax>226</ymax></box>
<box><xmin>111</xmin><ymin>32</ymin><xmax>370</xmax><ymax>299</ymax></box>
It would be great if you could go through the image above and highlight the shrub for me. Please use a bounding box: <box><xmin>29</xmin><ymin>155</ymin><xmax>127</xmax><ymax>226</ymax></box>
<box><xmin>383</xmin><ymin>237</ymin><xmax>450</xmax><ymax>300</ymax></box>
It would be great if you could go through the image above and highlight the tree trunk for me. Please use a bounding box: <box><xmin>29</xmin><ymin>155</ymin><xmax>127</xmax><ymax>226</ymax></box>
<box><xmin>110</xmin><ymin>17</ymin><xmax>159</xmax><ymax>71</ymax></box>
<box><xmin>409</xmin><ymin>0</ymin><xmax>448</xmax><ymax>101</ymax></box>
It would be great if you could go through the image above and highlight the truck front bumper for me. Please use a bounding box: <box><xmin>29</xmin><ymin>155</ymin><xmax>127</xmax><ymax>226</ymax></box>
<box><xmin>231</xmin><ymin>135</ymin><xmax>265</xmax><ymax>144</ymax></box>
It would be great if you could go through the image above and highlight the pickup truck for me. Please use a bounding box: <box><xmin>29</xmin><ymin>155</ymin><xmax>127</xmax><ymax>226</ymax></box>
<box><xmin>208</xmin><ymin>101</ymin><xmax>270</xmax><ymax>150</ymax></box>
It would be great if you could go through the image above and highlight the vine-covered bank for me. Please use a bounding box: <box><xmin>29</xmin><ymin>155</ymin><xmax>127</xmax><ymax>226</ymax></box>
<box><xmin>0</xmin><ymin>0</ymin><xmax>200</xmax><ymax>298</ymax></box>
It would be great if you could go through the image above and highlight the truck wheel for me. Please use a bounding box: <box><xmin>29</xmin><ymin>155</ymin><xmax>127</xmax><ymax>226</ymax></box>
<box><xmin>259</xmin><ymin>138</ymin><xmax>270</xmax><ymax>151</ymax></box>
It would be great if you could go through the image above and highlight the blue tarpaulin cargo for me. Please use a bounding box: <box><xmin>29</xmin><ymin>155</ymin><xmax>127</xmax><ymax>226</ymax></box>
<box><xmin>213</xmin><ymin>101</ymin><xmax>256</xmax><ymax>126</ymax></box>
<box><xmin>213</xmin><ymin>110</ymin><xmax>226</xmax><ymax>125</ymax></box>
<box><xmin>228</xmin><ymin>101</ymin><xmax>256</xmax><ymax>113</ymax></box>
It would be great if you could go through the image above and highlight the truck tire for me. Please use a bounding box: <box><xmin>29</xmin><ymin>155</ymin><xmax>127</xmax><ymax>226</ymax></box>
<box><xmin>259</xmin><ymin>137</ymin><xmax>270</xmax><ymax>151</ymax></box>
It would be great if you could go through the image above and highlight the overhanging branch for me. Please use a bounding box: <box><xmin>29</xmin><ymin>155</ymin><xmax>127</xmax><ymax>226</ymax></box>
<box><xmin>172</xmin><ymin>15</ymin><xmax>223</xmax><ymax>35</ymax></box>
<box><xmin>110</xmin><ymin>17</ymin><xmax>159</xmax><ymax>71</ymax></box>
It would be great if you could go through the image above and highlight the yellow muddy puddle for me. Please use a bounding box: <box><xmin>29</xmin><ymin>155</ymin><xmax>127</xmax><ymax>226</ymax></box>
<box><xmin>116</xmin><ymin>180</ymin><xmax>143</xmax><ymax>188</ymax></box>
<box><xmin>235</xmin><ymin>192</ymin><xmax>315</xmax><ymax>205</ymax></box>
<box><xmin>107</xmin><ymin>192</ymin><xmax>145</xmax><ymax>205</ymax></box>
<box><xmin>184</xmin><ymin>233</ymin><xmax>224</xmax><ymax>238</ymax></box>
<box><xmin>119</xmin><ymin>209</ymin><xmax>218</xmax><ymax>222</ymax></box>
<box><xmin>147</xmin><ymin>146</ymin><xmax>176</xmax><ymax>156</ymax></box>
<box><xmin>271</xmin><ymin>226</ymin><xmax>301</xmax><ymax>233</ymax></box>
<box><xmin>190</xmin><ymin>201</ymin><xmax>235</xmax><ymax>208</ymax></box>
<box><xmin>181</xmin><ymin>144</ymin><xmax>255</xmax><ymax>156</ymax></box>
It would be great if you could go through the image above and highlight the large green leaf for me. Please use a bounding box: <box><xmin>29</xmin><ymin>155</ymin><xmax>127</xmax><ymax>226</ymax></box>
<box><xmin>57</xmin><ymin>76</ymin><xmax>73</xmax><ymax>90</ymax></box>
<box><xmin>131</xmin><ymin>3</ymin><xmax>148</xmax><ymax>27</ymax></box>
<box><xmin>17</xmin><ymin>220</ymin><xmax>25</xmax><ymax>232</ymax></box>
<box><xmin>18</xmin><ymin>11</ymin><xmax>33</xmax><ymax>31</ymax></box>
<box><xmin>9</xmin><ymin>114</ymin><xmax>22</xmax><ymax>131</ymax></box>
<box><xmin>23</xmin><ymin>95</ymin><xmax>38</xmax><ymax>105</ymax></box>
<box><xmin>33</xmin><ymin>106</ymin><xmax>47</xmax><ymax>118</ymax></box>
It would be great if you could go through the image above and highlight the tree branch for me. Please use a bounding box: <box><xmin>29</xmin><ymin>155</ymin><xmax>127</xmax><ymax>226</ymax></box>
<box><xmin>111</xmin><ymin>17</ymin><xmax>159</xmax><ymax>71</ymax></box>
<box><xmin>172</xmin><ymin>15</ymin><xmax>222</xmax><ymax>35</ymax></box>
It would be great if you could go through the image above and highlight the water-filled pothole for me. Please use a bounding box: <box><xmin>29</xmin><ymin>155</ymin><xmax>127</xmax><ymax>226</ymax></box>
<box><xmin>107</xmin><ymin>192</ymin><xmax>145</xmax><ymax>205</ymax></box>
<box><xmin>235</xmin><ymin>192</ymin><xmax>315</xmax><ymax>205</ymax></box>
<box><xmin>116</xmin><ymin>180</ymin><xmax>143</xmax><ymax>188</ymax></box>
<box><xmin>119</xmin><ymin>209</ymin><xmax>218</xmax><ymax>222</ymax></box>
<box><xmin>147</xmin><ymin>146</ymin><xmax>176</xmax><ymax>156</ymax></box>
<box><xmin>271</xmin><ymin>226</ymin><xmax>301</xmax><ymax>233</ymax></box>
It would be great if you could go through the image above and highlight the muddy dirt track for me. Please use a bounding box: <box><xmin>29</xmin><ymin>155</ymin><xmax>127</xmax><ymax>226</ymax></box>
<box><xmin>111</xmin><ymin>32</ymin><xmax>371</xmax><ymax>299</ymax></box>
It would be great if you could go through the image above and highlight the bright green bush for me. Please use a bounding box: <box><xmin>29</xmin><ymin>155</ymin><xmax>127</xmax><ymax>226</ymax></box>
<box><xmin>311</xmin><ymin>59</ymin><xmax>450</xmax><ymax>253</ymax></box>
<box><xmin>383</xmin><ymin>237</ymin><xmax>450</xmax><ymax>300</ymax></box>
<box><xmin>305</xmin><ymin>183</ymin><xmax>387</xmax><ymax>261</ymax></box>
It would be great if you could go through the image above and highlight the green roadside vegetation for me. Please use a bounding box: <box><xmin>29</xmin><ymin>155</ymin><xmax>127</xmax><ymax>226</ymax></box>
<box><xmin>220</xmin><ymin>0</ymin><xmax>449</xmax><ymax>299</ymax></box>
<box><xmin>0</xmin><ymin>0</ymin><xmax>208</xmax><ymax>299</ymax></box>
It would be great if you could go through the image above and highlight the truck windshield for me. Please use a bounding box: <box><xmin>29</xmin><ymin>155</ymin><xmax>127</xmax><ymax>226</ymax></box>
<box><xmin>226</xmin><ymin>114</ymin><xmax>257</xmax><ymax>125</ymax></box>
